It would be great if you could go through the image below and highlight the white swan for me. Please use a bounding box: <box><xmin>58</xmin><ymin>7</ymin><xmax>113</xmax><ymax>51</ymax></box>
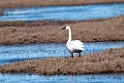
<box><xmin>62</xmin><ymin>25</ymin><xmax>84</xmax><ymax>57</ymax></box>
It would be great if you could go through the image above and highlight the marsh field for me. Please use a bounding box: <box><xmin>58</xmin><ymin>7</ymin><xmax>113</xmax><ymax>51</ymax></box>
<box><xmin>0</xmin><ymin>15</ymin><xmax>124</xmax><ymax>45</ymax></box>
<box><xmin>0</xmin><ymin>0</ymin><xmax>124</xmax><ymax>82</ymax></box>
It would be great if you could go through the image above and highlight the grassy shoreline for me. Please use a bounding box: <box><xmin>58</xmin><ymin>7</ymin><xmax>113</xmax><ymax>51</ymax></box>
<box><xmin>0</xmin><ymin>48</ymin><xmax>123</xmax><ymax>75</ymax></box>
<box><xmin>0</xmin><ymin>15</ymin><xmax>124</xmax><ymax>45</ymax></box>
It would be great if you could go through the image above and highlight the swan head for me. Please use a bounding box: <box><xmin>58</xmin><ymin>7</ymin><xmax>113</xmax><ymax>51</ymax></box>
<box><xmin>62</xmin><ymin>25</ymin><xmax>70</xmax><ymax>30</ymax></box>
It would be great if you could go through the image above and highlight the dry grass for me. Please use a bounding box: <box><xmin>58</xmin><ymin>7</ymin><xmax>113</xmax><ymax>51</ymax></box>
<box><xmin>0</xmin><ymin>0</ymin><xmax>124</xmax><ymax>9</ymax></box>
<box><xmin>0</xmin><ymin>15</ymin><xmax>124</xmax><ymax>45</ymax></box>
<box><xmin>0</xmin><ymin>47</ymin><xmax>123</xmax><ymax>75</ymax></box>
<box><xmin>0</xmin><ymin>20</ymin><xmax>75</xmax><ymax>27</ymax></box>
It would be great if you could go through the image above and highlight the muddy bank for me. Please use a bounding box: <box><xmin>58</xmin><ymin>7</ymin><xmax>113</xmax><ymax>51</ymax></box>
<box><xmin>0</xmin><ymin>0</ymin><xmax>124</xmax><ymax>9</ymax></box>
<box><xmin>0</xmin><ymin>15</ymin><xmax>124</xmax><ymax>45</ymax></box>
<box><xmin>0</xmin><ymin>48</ymin><xmax>123</xmax><ymax>75</ymax></box>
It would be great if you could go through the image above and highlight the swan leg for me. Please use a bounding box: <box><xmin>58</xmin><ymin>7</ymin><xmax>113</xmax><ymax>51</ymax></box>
<box><xmin>71</xmin><ymin>53</ymin><xmax>73</xmax><ymax>58</ymax></box>
<box><xmin>79</xmin><ymin>52</ymin><xmax>81</xmax><ymax>57</ymax></box>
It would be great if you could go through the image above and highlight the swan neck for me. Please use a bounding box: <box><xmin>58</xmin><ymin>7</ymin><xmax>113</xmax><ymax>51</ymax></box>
<box><xmin>68</xmin><ymin>28</ymin><xmax>72</xmax><ymax>41</ymax></box>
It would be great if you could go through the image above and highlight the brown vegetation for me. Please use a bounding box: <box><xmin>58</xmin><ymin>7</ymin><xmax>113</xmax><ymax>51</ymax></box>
<box><xmin>0</xmin><ymin>11</ymin><xmax>3</xmax><ymax>16</ymax></box>
<box><xmin>0</xmin><ymin>15</ymin><xmax>124</xmax><ymax>45</ymax></box>
<box><xmin>0</xmin><ymin>0</ymin><xmax>124</xmax><ymax>9</ymax></box>
<box><xmin>0</xmin><ymin>48</ymin><xmax>123</xmax><ymax>75</ymax></box>
<box><xmin>0</xmin><ymin>20</ymin><xmax>76</xmax><ymax>27</ymax></box>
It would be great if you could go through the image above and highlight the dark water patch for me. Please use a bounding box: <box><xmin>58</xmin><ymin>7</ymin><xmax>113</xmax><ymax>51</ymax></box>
<box><xmin>0</xmin><ymin>3</ymin><xmax>124</xmax><ymax>21</ymax></box>
<box><xmin>0</xmin><ymin>41</ymin><xmax>124</xmax><ymax>65</ymax></box>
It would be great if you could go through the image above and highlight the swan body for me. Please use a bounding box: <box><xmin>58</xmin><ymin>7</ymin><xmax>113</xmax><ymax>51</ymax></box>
<box><xmin>62</xmin><ymin>25</ymin><xmax>84</xmax><ymax>57</ymax></box>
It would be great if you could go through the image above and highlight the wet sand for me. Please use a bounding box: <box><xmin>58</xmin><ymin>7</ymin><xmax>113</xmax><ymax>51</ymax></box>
<box><xmin>0</xmin><ymin>15</ymin><xmax>124</xmax><ymax>45</ymax></box>
<box><xmin>0</xmin><ymin>0</ymin><xmax>124</xmax><ymax>9</ymax></box>
<box><xmin>0</xmin><ymin>48</ymin><xmax>123</xmax><ymax>75</ymax></box>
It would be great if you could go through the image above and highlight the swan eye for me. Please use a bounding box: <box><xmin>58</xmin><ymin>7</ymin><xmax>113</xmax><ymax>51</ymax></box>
<box><xmin>62</xmin><ymin>27</ymin><xmax>66</xmax><ymax>29</ymax></box>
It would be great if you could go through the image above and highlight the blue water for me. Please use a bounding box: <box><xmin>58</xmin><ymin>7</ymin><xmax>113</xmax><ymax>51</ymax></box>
<box><xmin>0</xmin><ymin>74</ymin><xmax>124</xmax><ymax>83</ymax></box>
<box><xmin>0</xmin><ymin>3</ymin><xmax>124</xmax><ymax>21</ymax></box>
<box><xmin>0</xmin><ymin>41</ymin><xmax>124</xmax><ymax>65</ymax></box>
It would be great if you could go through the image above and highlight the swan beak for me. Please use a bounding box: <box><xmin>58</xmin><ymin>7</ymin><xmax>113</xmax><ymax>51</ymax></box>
<box><xmin>62</xmin><ymin>27</ymin><xmax>66</xmax><ymax>29</ymax></box>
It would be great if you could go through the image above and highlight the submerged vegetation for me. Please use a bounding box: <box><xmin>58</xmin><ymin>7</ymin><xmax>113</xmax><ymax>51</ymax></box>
<box><xmin>0</xmin><ymin>48</ymin><xmax>123</xmax><ymax>75</ymax></box>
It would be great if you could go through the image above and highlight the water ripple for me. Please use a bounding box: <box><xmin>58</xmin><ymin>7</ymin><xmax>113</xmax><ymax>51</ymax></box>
<box><xmin>0</xmin><ymin>3</ymin><xmax>124</xmax><ymax>21</ymax></box>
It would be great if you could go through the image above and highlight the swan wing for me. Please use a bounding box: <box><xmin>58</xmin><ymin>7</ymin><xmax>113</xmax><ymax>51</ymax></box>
<box><xmin>74</xmin><ymin>40</ymin><xmax>84</xmax><ymax>45</ymax></box>
<box><xmin>74</xmin><ymin>40</ymin><xmax>84</xmax><ymax>48</ymax></box>
<box><xmin>66</xmin><ymin>40</ymin><xmax>84</xmax><ymax>52</ymax></box>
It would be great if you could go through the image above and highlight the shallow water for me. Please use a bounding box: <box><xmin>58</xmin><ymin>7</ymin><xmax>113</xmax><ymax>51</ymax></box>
<box><xmin>0</xmin><ymin>73</ymin><xmax>124</xmax><ymax>83</ymax></box>
<box><xmin>0</xmin><ymin>3</ymin><xmax>124</xmax><ymax>21</ymax></box>
<box><xmin>0</xmin><ymin>41</ymin><xmax>124</xmax><ymax>65</ymax></box>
